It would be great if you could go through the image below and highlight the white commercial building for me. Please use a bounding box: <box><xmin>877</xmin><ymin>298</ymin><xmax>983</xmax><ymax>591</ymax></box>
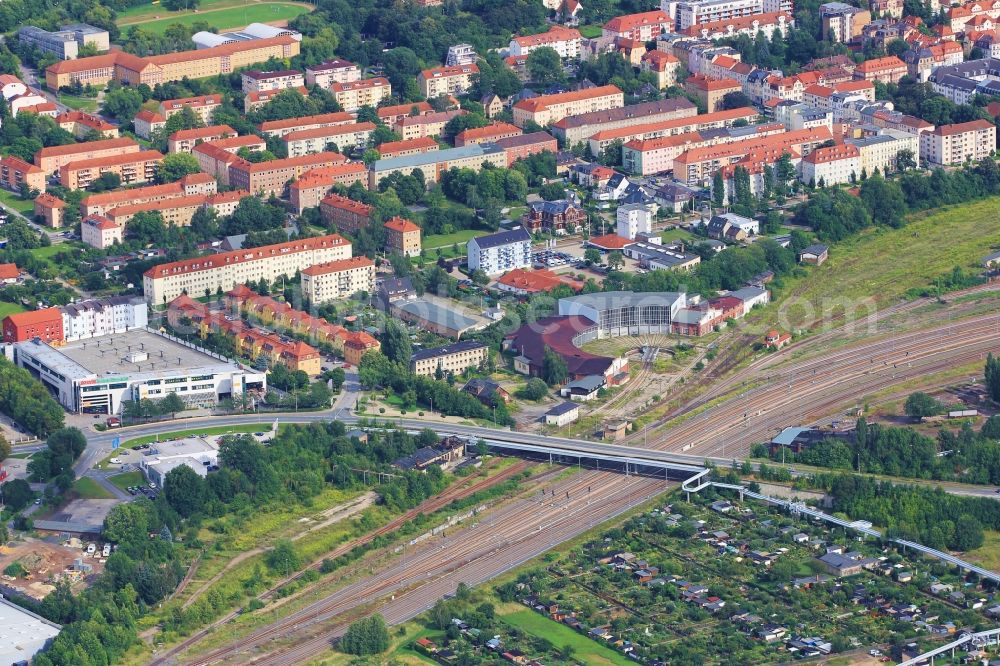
<box><xmin>139</xmin><ymin>436</ymin><xmax>219</xmax><ymax>487</ymax></box>
<box><xmin>60</xmin><ymin>296</ymin><xmax>148</xmax><ymax>342</ymax></box>
<box><xmin>467</xmin><ymin>228</ymin><xmax>532</xmax><ymax>276</ymax></box>
<box><xmin>616</xmin><ymin>203</ymin><xmax>656</xmax><ymax>240</ymax></box>
<box><xmin>0</xmin><ymin>594</ymin><xmax>61</xmax><ymax>665</ymax></box>
<box><xmin>9</xmin><ymin>329</ymin><xmax>266</xmax><ymax>415</ymax></box>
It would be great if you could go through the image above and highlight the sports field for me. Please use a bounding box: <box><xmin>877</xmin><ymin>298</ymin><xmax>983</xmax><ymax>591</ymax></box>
<box><xmin>117</xmin><ymin>0</ymin><xmax>312</xmax><ymax>35</ymax></box>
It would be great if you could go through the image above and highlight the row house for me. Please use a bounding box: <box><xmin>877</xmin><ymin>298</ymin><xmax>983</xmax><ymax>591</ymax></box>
<box><xmin>846</xmin><ymin>128</ymin><xmax>920</xmax><ymax>173</ymax></box>
<box><xmin>34</xmin><ymin>136</ymin><xmax>139</xmax><ymax>174</ymax></box>
<box><xmin>622</xmin><ymin>122</ymin><xmax>784</xmax><ymax>174</ymax></box>
<box><xmin>301</xmin><ymin>256</ymin><xmax>377</xmax><ymax>303</ymax></box>
<box><xmin>456</xmin><ymin>122</ymin><xmax>522</xmax><ymax>146</ymax></box>
<box><xmin>377</xmin><ymin>101</ymin><xmax>434</xmax><ymax>126</ymax></box>
<box><xmin>587</xmin><ymin>105</ymin><xmax>758</xmax><ymax>155</ymax></box>
<box><xmin>550</xmin><ymin>97</ymin><xmax>696</xmax><ymax>146</ymax></box>
<box><xmin>376</xmin><ymin>137</ymin><xmax>440</xmax><ymax>159</ymax></box>
<box><xmin>395</xmin><ymin>109</ymin><xmax>465</xmax><ymax>140</ymax></box>
<box><xmin>0</xmin><ymin>155</ymin><xmax>46</xmax><ymax>194</ymax></box>
<box><xmin>493</xmin><ymin>132</ymin><xmax>558</xmax><ymax>166</ymax></box>
<box><xmin>105</xmin><ymin>191</ymin><xmax>247</xmax><ymax>228</ymax></box>
<box><xmin>320</xmin><ymin>193</ymin><xmax>373</xmax><ymax>234</ymax></box>
<box><xmin>258</xmin><ymin>111</ymin><xmax>356</xmax><ymax>138</ymax></box>
<box><xmin>603</xmin><ymin>10</ymin><xmax>671</xmax><ymax>40</ymax></box>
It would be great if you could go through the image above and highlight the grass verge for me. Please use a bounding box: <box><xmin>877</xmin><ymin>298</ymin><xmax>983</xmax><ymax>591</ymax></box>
<box><xmin>73</xmin><ymin>477</ymin><xmax>115</xmax><ymax>499</ymax></box>
<box><xmin>109</xmin><ymin>471</ymin><xmax>145</xmax><ymax>492</ymax></box>
<box><xmin>0</xmin><ymin>189</ymin><xmax>36</xmax><ymax>215</ymax></box>
<box><xmin>123</xmin><ymin>423</ymin><xmax>267</xmax><ymax>447</ymax></box>
<box><xmin>423</xmin><ymin>229</ymin><xmax>484</xmax><ymax>249</ymax></box>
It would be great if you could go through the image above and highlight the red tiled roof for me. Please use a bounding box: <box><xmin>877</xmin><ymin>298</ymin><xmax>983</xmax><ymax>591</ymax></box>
<box><xmin>0</xmin><ymin>263</ymin><xmax>19</xmax><ymax>280</ymax></box>
<box><xmin>604</xmin><ymin>10</ymin><xmax>670</xmax><ymax>33</ymax></box>
<box><xmin>301</xmin><ymin>256</ymin><xmax>375</xmax><ymax>276</ymax></box>
<box><xmin>934</xmin><ymin>119</ymin><xmax>995</xmax><ymax>135</ymax></box>
<box><xmin>513</xmin><ymin>85</ymin><xmax>622</xmax><ymax>113</ymax></box>
<box><xmin>377</xmin><ymin>101</ymin><xmax>433</xmax><ymax>119</ymax></box>
<box><xmin>420</xmin><ymin>64</ymin><xmax>479</xmax><ymax>79</ymax></box>
<box><xmin>496</xmin><ymin>268</ymin><xmax>584</xmax><ymax>293</ymax></box>
<box><xmin>383</xmin><ymin>216</ymin><xmax>420</xmax><ymax>233</ymax></box>
<box><xmin>63</xmin><ymin>149</ymin><xmax>164</xmax><ymax>172</ymax></box>
<box><xmin>685</xmin><ymin>74</ymin><xmax>741</xmax><ymax>91</ymax></box>
<box><xmin>34</xmin><ymin>137</ymin><xmax>138</xmax><ymax>162</ymax></box>
<box><xmin>512</xmin><ymin>26</ymin><xmax>581</xmax><ymax>48</ymax></box>
<box><xmin>456</xmin><ymin>122</ymin><xmax>521</xmax><ymax>141</ymax></box>
<box><xmin>282</xmin><ymin>122</ymin><xmax>376</xmax><ymax>142</ymax></box>
<box><xmin>3</xmin><ymin>307</ymin><xmax>61</xmax><ymax>326</ymax></box>
<box><xmin>169</xmin><ymin>125</ymin><xmax>235</xmax><ymax>142</ymax></box>
<box><xmin>257</xmin><ymin>112</ymin><xmax>354</xmax><ymax>133</ymax></box>
<box><xmin>588</xmin><ymin>234</ymin><xmax>634</xmax><ymax>249</ymax></box>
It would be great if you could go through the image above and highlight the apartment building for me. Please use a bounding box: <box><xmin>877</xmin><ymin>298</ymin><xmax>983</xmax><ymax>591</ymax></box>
<box><xmin>106</xmin><ymin>191</ymin><xmax>248</xmax><ymax>228</ymax></box>
<box><xmin>300</xmin><ymin>256</ymin><xmax>376</xmax><ymax>303</ymax></box>
<box><xmin>493</xmin><ymin>132</ymin><xmax>558</xmax><ymax>166</ymax></box>
<box><xmin>384</xmin><ymin>216</ymin><xmax>422</xmax><ymax>257</ymax></box>
<box><xmin>799</xmin><ymin>143</ymin><xmax>860</xmax><ymax>185</ymax></box>
<box><xmin>551</xmin><ymin>97</ymin><xmax>697</xmax><ymax>146</ymax></box>
<box><xmin>330</xmin><ymin>78</ymin><xmax>392</xmax><ymax>111</ymax></box>
<box><xmin>134</xmin><ymin>110</ymin><xmax>166</xmax><ymax>140</ymax></box>
<box><xmin>603</xmin><ymin>10</ymin><xmax>671</xmax><ymax>40</ymax></box>
<box><xmin>257</xmin><ymin>111</ymin><xmax>356</xmax><ymax>138</ymax></box>
<box><xmin>287</xmin><ymin>164</ymin><xmax>368</xmax><ymax>212</ymax></box>
<box><xmin>191</xmin><ymin>135</ymin><xmax>268</xmax><ymax>184</ymax></box>
<box><xmin>673</xmin><ymin>126</ymin><xmax>831</xmax><ymax>185</ymax></box>
<box><xmin>34</xmin><ymin>192</ymin><xmax>65</xmax><ymax>227</ymax></box>
<box><xmin>142</xmin><ymin>233</ymin><xmax>352</xmax><ymax>307</ymax></box>
<box><xmin>467</xmin><ymin>228</ymin><xmax>532</xmax><ymax>275</ymax></box>
<box><xmin>668</xmin><ymin>0</ymin><xmax>792</xmax><ymax>31</ymax></box>
<box><xmin>919</xmin><ymin>119</ymin><xmax>996</xmax><ymax>166</ymax></box>
<box><xmin>241</xmin><ymin>69</ymin><xmax>304</xmax><ymax>93</ymax></box>
<box><xmin>446</xmin><ymin>43</ymin><xmax>478</xmax><ymax>66</ymax></box>
<box><xmin>34</xmin><ymin>136</ymin><xmax>140</xmax><ymax>174</ymax></box>
<box><xmin>853</xmin><ymin>56</ymin><xmax>907</xmax><ymax>83</ymax></box>
<box><xmin>0</xmin><ymin>155</ymin><xmax>46</xmax><ymax>194</ymax></box>
<box><xmin>45</xmin><ymin>36</ymin><xmax>300</xmax><ymax>90</ymax></box>
<box><xmin>902</xmin><ymin>42</ymin><xmax>964</xmax><ymax>82</ymax></box>
<box><xmin>1</xmin><ymin>307</ymin><xmax>63</xmax><ymax>343</ymax></box>
<box><xmin>81</xmin><ymin>214</ymin><xmax>124</xmax><ymax>249</ymax></box>
<box><xmin>18</xmin><ymin>23</ymin><xmax>109</xmax><ymax>60</ymax></box>
<box><xmin>228</xmin><ymin>152</ymin><xmax>347</xmax><ymax>197</ymax></box>
<box><xmin>167</xmin><ymin>125</ymin><xmax>236</xmax><ymax>153</ymax></box>
<box><xmin>377</xmin><ymin>101</ymin><xmax>434</xmax><ymax>126</ymax></box>
<box><xmin>418</xmin><ymin>64</ymin><xmax>479</xmax><ymax>99</ymax></box>
<box><xmin>320</xmin><ymin>193</ymin><xmax>374</xmax><ymax>233</ymax></box>
<box><xmin>283</xmin><ymin>122</ymin><xmax>377</xmax><ymax>157</ymax></box>
<box><xmin>410</xmin><ymin>341</ymin><xmax>489</xmax><ymax>377</ymax></box>
<box><xmin>244</xmin><ymin>86</ymin><xmax>309</xmax><ymax>113</ymax></box>
<box><xmin>61</xmin><ymin>150</ymin><xmax>164</xmax><ymax>190</ymax></box>
<box><xmin>395</xmin><ymin>110</ymin><xmax>464</xmax><ymax>140</ymax></box>
<box><xmin>305</xmin><ymin>59</ymin><xmax>361</xmax><ymax>87</ymax></box>
<box><xmin>512</xmin><ymin>85</ymin><xmax>624</xmax><ymax>127</ymax></box>
<box><xmin>588</xmin><ymin>105</ymin><xmax>757</xmax><ymax>155</ymax></box>
<box><xmin>683</xmin><ymin>10</ymin><xmax>792</xmax><ymax>39</ymax></box>
<box><xmin>684</xmin><ymin>74</ymin><xmax>742</xmax><ymax>112</ymax></box>
<box><xmin>60</xmin><ymin>296</ymin><xmax>148</xmax><ymax>342</ymax></box>
<box><xmin>508</xmin><ymin>26</ymin><xmax>582</xmax><ymax>59</ymax></box>
<box><xmin>368</xmin><ymin>144</ymin><xmax>506</xmax><ymax>189</ymax></box>
<box><xmin>455</xmin><ymin>122</ymin><xmax>522</xmax><ymax>146</ymax></box>
<box><xmin>159</xmin><ymin>94</ymin><xmax>222</xmax><ymax>123</ymax></box>
<box><xmin>80</xmin><ymin>172</ymin><xmax>216</xmax><ymax>216</ymax></box>
<box><xmin>847</xmin><ymin>129</ymin><xmax>919</xmax><ymax>173</ymax></box>
<box><xmin>641</xmin><ymin>50</ymin><xmax>682</xmax><ymax>89</ymax></box>
<box><xmin>56</xmin><ymin>111</ymin><xmax>118</xmax><ymax>139</ymax></box>
<box><xmin>819</xmin><ymin>2</ymin><xmax>870</xmax><ymax>42</ymax></box>
<box><xmin>377</xmin><ymin>137</ymin><xmax>440</xmax><ymax>159</ymax></box>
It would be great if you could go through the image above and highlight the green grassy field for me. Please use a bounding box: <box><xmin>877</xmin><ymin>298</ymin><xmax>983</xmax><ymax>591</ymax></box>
<box><xmin>108</xmin><ymin>471</ymin><xmax>145</xmax><ymax>492</ymax></box>
<box><xmin>501</xmin><ymin>609</ymin><xmax>635</xmax><ymax>666</ymax></box>
<box><xmin>0</xmin><ymin>302</ymin><xmax>26</xmax><ymax>319</ymax></box>
<box><xmin>118</xmin><ymin>1</ymin><xmax>311</xmax><ymax>34</ymax></box>
<box><xmin>778</xmin><ymin>197</ymin><xmax>1000</xmax><ymax>327</ymax></box>
<box><xmin>966</xmin><ymin>530</ymin><xmax>1000</xmax><ymax>573</ymax></box>
<box><xmin>660</xmin><ymin>227</ymin><xmax>697</xmax><ymax>243</ymax></box>
<box><xmin>58</xmin><ymin>94</ymin><xmax>99</xmax><ymax>112</ymax></box>
<box><xmin>29</xmin><ymin>245</ymin><xmax>67</xmax><ymax>267</ymax></box>
<box><xmin>73</xmin><ymin>477</ymin><xmax>115</xmax><ymax>499</ymax></box>
<box><xmin>0</xmin><ymin>189</ymin><xmax>36</xmax><ymax>216</ymax></box>
<box><xmin>123</xmin><ymin>423</ymin><xmax>267</xmax><ymax>447</ymax></box>
<box><xmin>578</xmin><ymin>24</ymin><xmax>603</xmax><ymax>38</ymax></box>
<box><xmin>423</xmin><ymin>229</ymin><xmax>484</xmax><ymax>249</ymax></box>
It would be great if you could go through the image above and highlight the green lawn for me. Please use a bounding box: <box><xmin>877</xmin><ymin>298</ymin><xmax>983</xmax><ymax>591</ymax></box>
<box><xmin>423</xmin><ymin>229</ymin><xmax>484</xmax><ymax>249</ymax></box>
<box><xmin>660</xmin><ymin>227</ymin><xmax>697</xmax><ymax>243</ymax></box>
<box><xmin>123</xmin><ymin>423</ymin><xmax>268</xmax><ymax>448</ymax></box>
<box><xmin>578</xmin><ymin>24</ymin><xmax>603</xmax><ymax>38</ymax></box>
<box><xmin>778</xmin><ymin>196</ymin><xmax>1000</xmax><ymax>327</ymax></box>
<box><xmin>29</xmin><ymin>244</ymin><xmax>66</xmax><ymax>267</ymax></box>
<box><xmin>108</xmin><ymin>470</ymin><xmax>144</xmax><ymax>492</ymax></box>
<box><xmin>0</xmin><ymin>302</ymin><xmax>26</xmax><ymax>319</ymax></box>
<box><xmin>501</xmin><ymin>609</ymin><xmax>635</xmax><ymax>666</ymax></box>
<box><xmin>0</xmin><ymin>189</ymin><xmax>36</xmax><ymax>216</ymax></box>
<box><xmin>58</xmin><ymin>94</ymin><xmax>98</xmax><ymax>112</ymax></box>
<box><xmin>966</xmin><ymin>530</ymin><xmax>1000</xmax><ymax>573</ymax></box>
<box><xmin>73</xmin><ymin>477</ymin><xmax>114</xmax><ymax>499</ymax></box>
<box><xmin>119</xmin><ymin>2</ymin><xmax>311</xmax><ymax>34</ymax></box>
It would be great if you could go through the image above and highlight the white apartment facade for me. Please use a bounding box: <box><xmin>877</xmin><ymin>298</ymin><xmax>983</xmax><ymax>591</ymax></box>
<box><xmin>305</xmin><ymin>59</ymin><xmax>361</xmax><ymax>87</ymax></box>
<box><xmin>665</xmin><ymin>0</ymin><xmax>792</xmax><ymax>30</ymax></box>
<box><xmin>798</xmin><ymin>143</ymin><xmax>860</xmax><ymax>185</ymax></box>
<box><xmin>616</xmin><ymin>203</ymin><xmax>655</xmax><ymax>239</ymax></box>
<box><xmin>919</xmin><ymin>119</ymin><xmax>996</xmax><ymax>166</ymax></box>
<box><xmin>467</xmin><ymin>228</ymin><xmax>533</xmax><ymax>276</ymax></box>
<box><xmin>241</xmin><ymin>69</ymin><xmax>305</xmax><ymax>94</ymax></box>
<box><xmin>418</xmin><ymin>64</ymin><xmax>479</xmax><ymax>99</ymax></box>
<box><xmin>143</xmin><ymin>234</ymin><xmax>352</xmax><ymax>307</ymax></box>
<box><xmin>331</xmin><ymin>78</ymin><xmax>392</xmax><ymax>111</ymax></box>
<box><xmin>61</xmin><ymin>296</ymin><xmax>148</xmax><ymax>342</ymax></box>
<box><xmin>508</xmin><ymin>26</ymin><xmax>582</xmax><ymax>59</ymax></box>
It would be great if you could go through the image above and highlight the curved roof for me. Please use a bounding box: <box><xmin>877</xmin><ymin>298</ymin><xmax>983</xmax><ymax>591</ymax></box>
<box><xmin>505</xmin><ymin>315</ymin><xmax>613</xmax><ymax>377</ymax></box>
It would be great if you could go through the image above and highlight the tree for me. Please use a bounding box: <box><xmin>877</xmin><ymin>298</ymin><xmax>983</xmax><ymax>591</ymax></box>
<box><xmin>163</xmin><ymin>465</ymin><xmax>205</xmax><ymax>517</ymax></box>
<box><xmin>541</xmin><ymin>346</ymin><xmax>568</xmax><ymax>386</ymax></box>
<box><xmin>712</xmin><ymin>171</ymin><xmax>725</xmax><ymax>207</ymax></box>
<box><xmin>89</xmin><ymin>172</ymin><xmax>121</xmax><ymax>193</ymax></box>
<box><xmin>0</xmin><ymin>433</ymin><xmax>9</xmax><ymax>463</ymax></box>
<box><xmin>517</xmin><ymin>377</ymin><xmax>549</xmax><ymax>400</ymax></box>
<box><xmin>380</xmin><ymin>320</ymin><xmax>412</xmax><ymax>365</ymax></box>
<box><xmin>986</xmin><ymin>353</ymin><xmax>1000</xmax><ymax>403</ymax></box>
<box><xmin>340</xmin><ymin>614</ymin><xmax>390</xmax><ymax>655</ymax></box>
<box><xmin>904</xmin><ymin>392</ymin><xmax>943</xmax><ymax>420</ymax></box>
<box><xmin>1</xmin><ymin>478</ymin><xmax>33</xmax><ymax>511</ymax></box>
<box><xmin>159</xmin><ymin>393</ymin><xmax>184</xmax><ymax>416</ymax></box>
<box><xmin>527</xmin><ymin>47</ymin><xmax>566</xmax><ymax>87</ymax></box>
<box><xmin>607</xmin><ymin>251</ymin><xmax>624</xmax><ymax>271</ymax></box>
<box><xmin>101</xmin><ymin>86</ymin><xmax>143</xmax><ymax>121</ymax></box>
<box><xmin>157</xmin><ymin>153</ymin><xmax>200</xmax><ymax>183</ymax></box>
<box><xmin>267</xmin><ymin>539</ymin><xmax>301</xmax><ymax>575</ymax></box>
<box><xmin>896</xmin><ymin>148</ymin><xmax>917</xmax><ymax>171</ymax></box>
<box><xmin>720</xmin><ymin>91</ymin><xmax>753</xmax><ymax>110</ymax></box>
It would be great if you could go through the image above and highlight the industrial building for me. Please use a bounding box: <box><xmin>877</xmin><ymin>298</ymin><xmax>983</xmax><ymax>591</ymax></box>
<box><xmin>139</xmin><ymin>437</ymin><xmax>220</xmax><ymax>487</ymax></box>
<box><xmin>190</xmin><ymin>22</ymin><xmax>302</xmax><ymax>49</ymax></box>
<box><xmin>0</xmin><ymin>594</ymin><xmax>61</xmax><ymax>664</ymax></box>
<box><xmin>8</xmin><ymin>329</ymin><xmax>266</xmax><ymax>415</ymax></box>
<box><xmin>18</xmin><ymin>23</ymin><xmax>109</xmax><ymax>60</ymax></box>
<box><xmin>558</xmin><ymin>291</ymin><xmax>689</xmax><ymax>338</ymax></box>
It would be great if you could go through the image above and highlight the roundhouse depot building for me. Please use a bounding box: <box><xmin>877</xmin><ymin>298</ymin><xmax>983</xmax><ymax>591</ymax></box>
<box><xmin>558</xmin><ymin>291</ymin><xmax>688</xmax><ymax>338</ymax></box>
<box><xmin>9</xmin><ymin>329</ymin><xmax>265</xmax><ymax>415</ymax></box>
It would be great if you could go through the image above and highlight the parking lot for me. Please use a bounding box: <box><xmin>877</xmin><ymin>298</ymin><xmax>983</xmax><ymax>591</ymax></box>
<box><xmin>531</xmin><ymin>249</ymin><xmax>581</xmax><ymax>269</ymax></box>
